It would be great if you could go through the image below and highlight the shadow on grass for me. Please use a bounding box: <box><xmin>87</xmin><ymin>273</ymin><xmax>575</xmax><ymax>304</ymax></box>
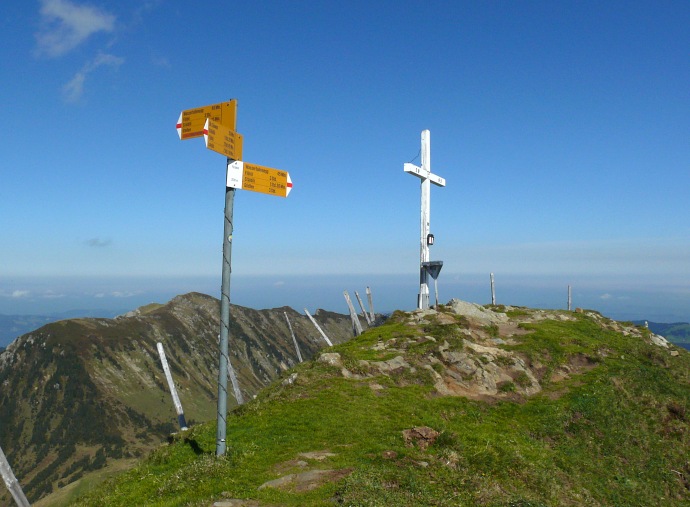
<box><xmin>184</xmin><ymin>438</ymin><xmax>207</xmax><ymax>456</ymax></box>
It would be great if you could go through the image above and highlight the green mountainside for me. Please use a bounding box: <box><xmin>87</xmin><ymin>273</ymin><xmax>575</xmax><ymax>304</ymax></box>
<box><xmin>635</xmin><ymin>321</ymin><xmax>690</xmax><ymax>344</ymax></box>
<box><xmin>0</xmin><ymin>293</ymin><xmax>356</xmax><ymax>504</ymax></box>
<box><xmin>68</xmin><ymin>301</ymin><xmax>690</xmax><ymax>507</ymax></box>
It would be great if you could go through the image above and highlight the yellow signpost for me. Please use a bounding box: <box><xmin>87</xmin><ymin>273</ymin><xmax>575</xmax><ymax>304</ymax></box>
<box><xmin>227</xmin><ymin>160</ymin><xmax>293</xmax><ymax>197</ymax></box>
<box><xmin>204</xmin><ymin>119</ymin><xmax>243</xmax><ymax>160</ymax></box>
<box><xmin>176</xmin><ymin>100</ymin><xmax>237</xmax><ymax>140</ymax></box>
<box><xmin>175</xmin><ymin>98</ymin><xmax>292</xmax><ymax>456</ymax></box>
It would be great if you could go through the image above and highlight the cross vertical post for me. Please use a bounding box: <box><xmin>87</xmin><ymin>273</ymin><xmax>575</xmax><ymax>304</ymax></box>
<box><xmin>419</xmin><ymin>131</ymin><xmax>431</xmax><ymax>310</ymax></box>
<box><xmin>404</xmin><ymin>130</ymin><xmax>446</xmax><ymax>310</ymax></box>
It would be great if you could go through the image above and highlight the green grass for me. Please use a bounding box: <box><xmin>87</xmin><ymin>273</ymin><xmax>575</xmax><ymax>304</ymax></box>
<box><xmin>73</xmin><ymin>309</ymin><xmax>690</xmax><ymax>506</ymax></box>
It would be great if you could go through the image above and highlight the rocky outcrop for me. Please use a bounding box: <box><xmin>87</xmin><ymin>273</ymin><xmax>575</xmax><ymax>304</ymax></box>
<box><xmin>317</xmin><ymin>300</ymin><xmax>678</xmax><ymax>402</ymax></box>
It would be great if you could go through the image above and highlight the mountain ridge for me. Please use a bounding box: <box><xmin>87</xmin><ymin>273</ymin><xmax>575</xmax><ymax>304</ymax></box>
<box><xmin>0</xmin><ymin>292</ymin><xmax>359</xmax><ymax>504</ymax></box>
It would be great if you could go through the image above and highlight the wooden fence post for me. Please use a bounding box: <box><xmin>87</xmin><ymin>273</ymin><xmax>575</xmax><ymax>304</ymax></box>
<box><xmin>343</xmin><ymin>291</ymin><xmax>364</xmax><ymax>336</ymax></box>
<box><xmin>354</xmin><ymin>291</ymin><xmax>372</xmax><ymax>325</ymax></box>
<box><xmin>366</xmin><ymin>286</ymin><xmax>375</xmax><ymax>322</ymax></box>
<box><xmin>304</xmin><ymin>309</ymin><xmax>333</xmax><ymax>346</ymax></box>
<box><xmin>157</xmin><ymin>342</ymin><xmax>188</xmax><ymax>431</ymax></box>
<box><xmin>284</xmin><ymin>312</ymin><xmax>303</xmax><ymax>363</ymax></box>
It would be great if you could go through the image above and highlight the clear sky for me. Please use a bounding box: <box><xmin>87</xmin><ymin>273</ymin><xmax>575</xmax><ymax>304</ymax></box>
<box><xmin>1</xmin><ymin>1</ymin><xmax>689</xmax><ymax>322</ymax></box>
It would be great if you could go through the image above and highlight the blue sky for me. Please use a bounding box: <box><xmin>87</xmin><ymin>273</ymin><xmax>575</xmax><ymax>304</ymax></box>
<box><xmin>1</xmin><ymin>1</ymin><xmax>689</xmax><ymax>322</ymax></box>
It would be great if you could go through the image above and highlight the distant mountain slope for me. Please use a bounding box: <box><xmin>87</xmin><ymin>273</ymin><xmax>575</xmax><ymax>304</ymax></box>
<box><xmin>633</xmin><ymin>320</ymin><xmax>690</xmax><ymax>343</ymax></box>
<box><xmin>71</xmin><ymin>302</ymin><xmax>690</xmax><ymax>507</ymax></box>
<box><xmin>0</xmin><ymin>292</ymin><xmax>358</xmax><ymax>504</ymax></box>
<box><xmin>0</xmin><ymin>314</ymin><xmax>54</xmax><ymax>347</ymax></box>
<box><xmin>0</xmin><ymin>310</ymin><xmax>124</xmax><ymax>348</ymax></box>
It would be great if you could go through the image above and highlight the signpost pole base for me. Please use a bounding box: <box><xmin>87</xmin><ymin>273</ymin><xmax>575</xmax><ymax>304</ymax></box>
<box><xmin>216</xmin><ymin>186</ymin><xmax>235</xmax><ymax>457</ymax></box>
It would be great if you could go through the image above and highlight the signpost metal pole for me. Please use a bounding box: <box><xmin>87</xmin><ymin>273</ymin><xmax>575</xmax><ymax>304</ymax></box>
<box><xmin>216</xmin><ymin>185</ymin><xmax>235</xmax><ymax>457</ymax></box>
<box><xmin>490</xmin><ymin>273</ymin><xmax>496</xmax><ymax>305</ymax></box>
<box><xmin>177</xmin><ymin>99</ymin><xmax>291</xmax><ymax>457</ymax></box>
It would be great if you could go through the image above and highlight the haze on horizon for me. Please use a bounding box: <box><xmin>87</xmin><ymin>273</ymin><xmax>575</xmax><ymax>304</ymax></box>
<box><xmin>1</xmin><ymin>2</ymin><xmax>688</xmax><ymax>324</ymax></box>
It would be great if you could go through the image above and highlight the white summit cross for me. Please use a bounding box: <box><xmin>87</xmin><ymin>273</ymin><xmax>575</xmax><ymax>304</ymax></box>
<box><xmin>404</xmin><ymin>130</ymin><xmax>446</xmax><ymax>310</ymax></box>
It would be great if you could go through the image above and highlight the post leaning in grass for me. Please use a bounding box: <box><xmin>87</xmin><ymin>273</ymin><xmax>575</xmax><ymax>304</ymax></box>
<box><xmin>366</xmin><ymin>286</ymin><xmax>375</xmax><ymax>322</ymax></box>
<box><xmin>304</xmin><ymin>309</ymin><xmax>333</xmax><ymax>346</ymax></box>
<box><xmin>0</xmin><ymin>445</ymin><xmax>30</xmax><ymax>507</ymax></box>
<box><xmin>490</xmin><ymin>273</ymin><xmax>496</xmax><ymax>305</ymax></box>
<box><xmin>354</xmin><ymin>291</ymin><xmax>372</xmax><ymax>325</ymax></box>
<box><xmin>226</xmin><ymin>349</ymin><xmax>244</xmax><ymax>407</ymax></box>
<box><xmin>157</xmin><ymin>342</ymin><xmax>188</xmax><ymax>431</ymax></box>
<box><xmin>284</xmin><ymin>312</ymin><xmax>303</xmax><ymax>363</ymax></box>
<box><xmin>343</xmin><ymin>291</ymin><xmax>364</xmax><ymax>336</ymax></box>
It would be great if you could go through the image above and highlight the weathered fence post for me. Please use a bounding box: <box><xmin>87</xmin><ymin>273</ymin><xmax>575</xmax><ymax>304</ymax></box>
<box><xmin>354</xmin><ymin>291</ymin><xmax>372</xmax><ymax>325</ymax></box>
<box><xmin>490</xmin><ymin>273</ymin><xmax>496</xmax><ymax>305</ymax></box>
<box><xmin>223</xmin><ymin>337</ymin><xmax>244</xmax><ymax>406</ymax></box>
<box><xmin>366</xmin><ymin>286</ymin><xmax>375</xmax><ymax>322</ymax></box>
<box><xmin>0</xmin><ymin>445</ymin><xmax>30</xmax><ymax>507</ymax></box>
<box><xmin>156</xmin><ymin>342</ymin><xmax>188</xmax><ymax>431</ymax></box>
<box><xmin>304</xmin><ymin>309</ymin><xmax>333</xmax><ymax>346</ymax></box>
<box><xmin>284</xmin><ymin>312</ymin><xmax>303</xmax><ymax>363</ymax></box>
<box><xmin>343</xmin><ymin>291</ymin><xmax>364</xmax><ymax>336</ymax></box>
<box><xmin>568</xmin><ymin>285</ymin><xmax>572</xmax><ymax>311</ymax></box>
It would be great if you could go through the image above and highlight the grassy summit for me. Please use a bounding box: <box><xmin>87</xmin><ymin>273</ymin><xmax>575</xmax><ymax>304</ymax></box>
<box><xmin>72</xmin><ymin>302</ymin><xmax>690</xmax><ymax>506</ymax></box>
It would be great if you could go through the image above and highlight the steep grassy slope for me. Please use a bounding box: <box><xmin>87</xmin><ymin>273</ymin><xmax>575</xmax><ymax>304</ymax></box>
<box><xmin>71</xmin><ymin>301</ymin><xmax>690</xmax><ymax>507</ymax></box>
<box><xmin>0</xmin><ymin>293</ymin><xmax>356</xmax><ymax>504</ymax></box>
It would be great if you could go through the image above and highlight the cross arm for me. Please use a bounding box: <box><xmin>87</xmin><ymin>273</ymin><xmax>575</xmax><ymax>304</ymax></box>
<box><xmin>403</xmin><ymin>163</ymin><xmax>446</xmax><ymax>187</ymax></box>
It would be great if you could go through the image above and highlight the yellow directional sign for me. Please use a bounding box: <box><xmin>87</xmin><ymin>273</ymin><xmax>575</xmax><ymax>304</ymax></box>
<box><xmin>227</xmin><ymin>160</ymin><xmax>293</xmax><ymax>198</ymax></box>
<box><xmin>204</xmin><ymin>119</ymin><xmax>243</xmax><ymax>160</ymax></box>
<box><xmin>176</xmin><ymin>100</ymin><xmax>237</xmax><ymax>140</ymax></box>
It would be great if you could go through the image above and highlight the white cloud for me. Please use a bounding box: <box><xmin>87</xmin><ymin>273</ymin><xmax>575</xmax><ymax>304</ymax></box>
<box><xmin>63</xmin><ymin>52</ymin><xmax>124</xmax><ymax>102</ymax></box>
<box><xmin>42</xmin><ymin>291</ymin><xmax>65</xmax><ymax>299</ymax></box>
<box><xmin>600</xmin><ymin>293</ymin><xmax>613</xmax><ymax>300</ymax></box>
<box><xmin>36</xmin><ymin>0</ymin><xmax>116</xmax><ymax>57</ymax></box>
<box><xmin>12</xmin><ymin>290</ymin><xmax>31</xmax><ymax>299</ymax></box>
<box><xmin>274</xmin><ymin>281</ymin><xmax>285</xmax><ymax>287</ymax></box>
<box><xmin>111</xmin><ymin>291</ymin><xmax>138</xmax><ymax>298</ymax></box>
